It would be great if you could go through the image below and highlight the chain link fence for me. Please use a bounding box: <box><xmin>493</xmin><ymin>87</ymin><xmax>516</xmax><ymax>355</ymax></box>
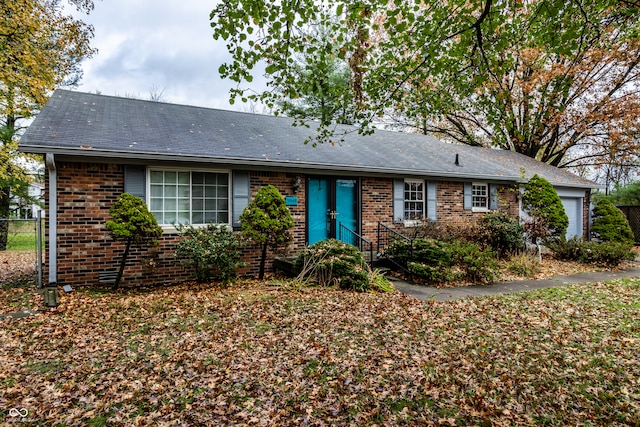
<box><xmin>0</xmin><ymin>214</ymin><xmax>44</xmax><ymax>288</ymax></box>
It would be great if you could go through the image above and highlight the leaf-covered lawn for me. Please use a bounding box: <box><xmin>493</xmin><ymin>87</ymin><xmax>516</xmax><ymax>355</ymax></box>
<box><xmin>1</xmin><ymin>279</ymin><xmax>639</xmax><ymax>426</ymax></box>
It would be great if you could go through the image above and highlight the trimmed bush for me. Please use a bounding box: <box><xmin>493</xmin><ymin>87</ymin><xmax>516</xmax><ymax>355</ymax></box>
<box><xmin>480</xmin><ymin>211</ymin><xmax>526</xmax><ymax>258</ymax></box>
<box><xmin>240</xmin><ymin>185</ymin><xmax>294</xmax><ymax>279</ymax></box>
<box><xmin>591</xmin><ymin>198</ymin><xmax>634</xmax><ymax>245</ymax></box>
<box><xmin>105</xmin><ymin>193</ymin><xmax>162</xmax><ymax>289</ymax></box>
<box><xmin>521</xmin><ymin>174</ymin><xmax>568</xmax><ymax>245</ymax></box>
<box><xmin>295</xmin><ymin>239</ymin><xmax>393</xmax><ymax>292</ymax></box>
<box><xmin>174</xmin><ymin>223</ymin><xmax>246</xmax><ymax>283</ymax></box>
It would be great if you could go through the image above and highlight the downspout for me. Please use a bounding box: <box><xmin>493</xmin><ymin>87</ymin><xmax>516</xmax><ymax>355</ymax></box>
<box><xmin>45</xmin><ymin>154</ymin><xmax>57</xmax><ymax>283</ymax></box>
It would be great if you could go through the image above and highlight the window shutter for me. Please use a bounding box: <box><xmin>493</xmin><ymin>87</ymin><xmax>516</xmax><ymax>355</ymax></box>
<box><xmin>489</xmin><ymin>184</ymin><xmax>499</xmax><ymax>210</ymax></box>
<box><xmin>124</xmin><ymin>165</ymin><xmax>146</xmax><ymax>199</ymax></box>
<box><xmin>464</xmin><ymin>182</ymin><xmax>472</xmax><ymax>210</ymax></box>
<box><xmin>232</xmin><ymin>171</ymin><xmax>250</xmax><ymax>227</ymax></box>
<box><xmin>393</xmin><ymin>178</ymin><xmax>405</xmax><ymax>222</ymax></box>
<box><xmin>426</xmin><ymin>181</ymin><xmax>437</xmax><ymax>221</ymax></box>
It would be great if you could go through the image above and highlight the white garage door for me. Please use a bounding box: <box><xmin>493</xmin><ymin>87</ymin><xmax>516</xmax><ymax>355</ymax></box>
<box><xmin>561</xmin><ymin>197</ymin><xmax>583</xmax><ymax>239</ymax></box>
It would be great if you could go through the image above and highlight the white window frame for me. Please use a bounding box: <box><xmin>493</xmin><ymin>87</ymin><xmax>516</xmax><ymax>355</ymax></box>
<box><xmin>404</xmin><ymin>179</ymin><xmax>425</xmax><ymax>224</ymax></box>
<box><xmin>472</xmin><ymin>182</ymin><xmax>489</xmax><ymax>212</ymax></box>
<box><xmin>147</xmin><ymin>168</ymin><xmax>231</xmax><ymax>228</ymax></box>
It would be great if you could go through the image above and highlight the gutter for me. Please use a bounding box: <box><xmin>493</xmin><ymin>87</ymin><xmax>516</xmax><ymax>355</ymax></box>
<box><xmin>45</xmin><ymin>153</ymin><xmax>57</xmax><ymax>284</ymax></box>
<box><xmin>21</xmin><ymin>145</ymin><xmax>599</xmax><ymax>190</ymax></box>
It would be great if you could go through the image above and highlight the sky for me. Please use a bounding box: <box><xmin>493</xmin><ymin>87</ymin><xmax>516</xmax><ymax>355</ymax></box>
<box><xmin>68</xmin><ymin>0</ymin><xmax>266</xmax><ymax>111</ymax></box>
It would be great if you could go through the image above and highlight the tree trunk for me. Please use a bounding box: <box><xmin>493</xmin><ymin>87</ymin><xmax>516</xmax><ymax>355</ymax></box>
<box><xmin>258</xmin><ymin>242</ymin><xmax>268</xmax><ymax>280</ymax></box>
<box><xmin>0</xmin><ymin>187</ymin><xmax>11</xmax><ymax>251</ymax></box>
<box><xmin>114</xmin><ymin>237</ymin><xmax>132</xmax><ymax>290</ymax></box>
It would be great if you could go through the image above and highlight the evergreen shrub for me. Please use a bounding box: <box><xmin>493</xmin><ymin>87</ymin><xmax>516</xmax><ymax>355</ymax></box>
<box><xmin>174</xmin><ymin>223</ymin><xmax>246</xmax><ymax>283</ymax></box>
<box><xmin>521</xmin><ymin>174</ymin><xmax>568</xmax><ymax>244</ymax></box>
<box><xmin>591</xmin><ymin>198</ymin><xmax>634</xmax><ymax>245</ymax></box>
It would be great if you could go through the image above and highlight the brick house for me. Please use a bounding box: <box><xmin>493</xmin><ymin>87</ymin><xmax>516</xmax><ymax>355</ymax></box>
<box><xmin>20</xmin><ymin>90</ymin><xmax>598</xmax><ymax>286</ymax></box>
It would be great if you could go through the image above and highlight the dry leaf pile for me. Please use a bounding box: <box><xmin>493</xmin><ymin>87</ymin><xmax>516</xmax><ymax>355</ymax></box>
<box><xmin>1</xmin><ymin>278</ymin><xmax>638</xmax><ymax>426</ymax></box>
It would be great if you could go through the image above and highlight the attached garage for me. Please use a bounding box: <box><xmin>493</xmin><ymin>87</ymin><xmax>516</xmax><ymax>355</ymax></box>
<box><xmin>557</xmin><ymin>189</ymin><xmax>585</xmax><ymax>239</ymax></box>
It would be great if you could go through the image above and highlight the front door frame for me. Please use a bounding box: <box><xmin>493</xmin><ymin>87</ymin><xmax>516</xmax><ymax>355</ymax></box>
<box><xmin>306</xmin><ymin>176</ymin><xmax>361</xmax><ymax>245</ymax></box>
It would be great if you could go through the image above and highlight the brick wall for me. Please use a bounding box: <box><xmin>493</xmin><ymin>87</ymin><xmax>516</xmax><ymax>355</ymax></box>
<box><xmin>48</xmin><ymin>162</ymin><xmax>190</xmax><ymax>287</ymax></box>
<box><xmin>46</xmin><ymin>161</ymin><xmax>552</xmax><ymax>287</ymax></box>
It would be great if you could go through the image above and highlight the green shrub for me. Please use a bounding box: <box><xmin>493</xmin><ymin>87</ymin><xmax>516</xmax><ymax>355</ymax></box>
<box><xmin>521</xmin><ymin>174</ymin><xmax>568</xmax><ymax>245</ymax></box>
<box><xmin>174</xmin><ymin>223</ymin><xmax>246</xmax><ymax>283</ymax></box>
<box><xmin>388</xmin><ymin>237</ymin><xmax>499</xmax><ymax>285</ymax></box>
<box><xmin>295</xmin><ymin>239</ymin><xmax>392</xmax><ymax>292</ymax></box>
<box><xmin>479</xmin><ymin>211</ymin><xmax>526</xmax><ymax>258</ymax></box>
<box><xmin>550</xmin><ymin>237</ymin><xmax>634</xmax><ymax>267</ymax></box>
<box><xmin>240</xmin><ymin>185</ymin><xmax>294</xmax><ymax>279</ymax></box>
<box><xmin>449</xmin><ymin>240</ymin><xmax>499</xmax><ymax>284</ymax></box>
<box><xmin>591</xmin><ymin>198</ymin><xmax>634</xmax><ymax>245</ymax></box>
<box><xmin>105</xmin><ymin>193</ymin><xmax>162</xmax><ymax>289</ymax></box>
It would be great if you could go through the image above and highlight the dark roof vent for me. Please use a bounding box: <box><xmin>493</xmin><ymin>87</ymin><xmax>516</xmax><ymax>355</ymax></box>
<box><xmin>455</xmin><ymin>153</ymin><xmax>461</xmax><ymax>166</ymax></box>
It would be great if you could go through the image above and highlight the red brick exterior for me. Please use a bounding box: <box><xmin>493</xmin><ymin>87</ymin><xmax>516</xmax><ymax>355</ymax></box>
<box><xmin>46</xmin><ymin>161</ymin><xmax>582</xmax><ymax>286</ymax></box>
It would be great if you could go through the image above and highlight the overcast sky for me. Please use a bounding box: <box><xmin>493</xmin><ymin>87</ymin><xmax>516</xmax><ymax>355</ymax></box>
<box><xmin>69</xmin><ymin>0</ymin><xmax>266</xmax><ymax>111</ymax></box>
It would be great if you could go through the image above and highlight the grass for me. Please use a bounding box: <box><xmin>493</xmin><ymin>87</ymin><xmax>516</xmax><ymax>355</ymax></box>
<box><xmin>4</xmin><ymin>220</ymin><xmax>43</xmax><ymax>251</ymax></box>
<box><xmin>1</xmin><ymin>278</ymin><xmax>639</xmax><ymax>425</ymax></box>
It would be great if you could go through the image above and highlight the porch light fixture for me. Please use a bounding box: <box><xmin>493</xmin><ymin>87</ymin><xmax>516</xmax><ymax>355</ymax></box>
<box><xmin>293</xmin><ymin>175</ymin><xmax>302</xmax><ymax>193</ymax></box>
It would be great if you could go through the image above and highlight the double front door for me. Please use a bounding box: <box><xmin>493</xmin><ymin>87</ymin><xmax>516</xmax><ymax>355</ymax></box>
<box><xmin>307</xmin><ymin>177</ymin><xmax>358</xmax><ymax>246</ymax></box>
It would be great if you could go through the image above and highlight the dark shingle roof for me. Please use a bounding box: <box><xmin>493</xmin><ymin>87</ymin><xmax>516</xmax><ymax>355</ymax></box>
<box><xmin>20</xmin><ymin>90</ymin><xmax>597</xmax><ymax>188</ymax></box>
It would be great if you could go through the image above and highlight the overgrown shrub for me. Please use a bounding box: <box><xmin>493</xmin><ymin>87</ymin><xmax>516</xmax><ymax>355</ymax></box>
<box><xmin>294</xmin><ymin>239</ymin><xmax>393</xmax><ymax>292</ymax></box>
<box><xmin>550</xmin><ymin>237</ymin><xmax>634</xmax><ymax>267</ymax></box>
<box><xmin>449</xmin><ymin>240</ymin><xmax>499</xmax><ymax>284</ymax></box>
<box><xmin>387</xmin><ymin>237</ymin><xmax>499</xmax><ymax>285</ymax></box>
<box><xmin>591</xmin><ymin>198</ymin><xmax>634</xmax><ymax>245</ymax></box>
<box><xmin>521</xmin><ymin>174</ymin><xmax>568</xmax><ymax>245</ymax></box>
<box><xmin>479</xmin><ymin>211</ymin><xmax>526</xmax><ymax>258</ymax></box>
<box><xmin>175</xmin><ymin>223</ymin><xmax>246</xmax><ymax>283</ymax></box>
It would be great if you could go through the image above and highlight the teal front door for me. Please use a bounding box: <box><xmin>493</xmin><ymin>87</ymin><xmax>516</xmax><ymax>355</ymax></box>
<box><xmin>307</xmin><ymin>177</ymin><xmax>358</xmax><ymax>245</ymax></box>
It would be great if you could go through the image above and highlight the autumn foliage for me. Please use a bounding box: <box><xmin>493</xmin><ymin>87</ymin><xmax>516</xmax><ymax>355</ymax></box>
<box><xmin>1</xmin><ymin>279</ymin><xmax>639</xmax><ymax>425</ymax></box>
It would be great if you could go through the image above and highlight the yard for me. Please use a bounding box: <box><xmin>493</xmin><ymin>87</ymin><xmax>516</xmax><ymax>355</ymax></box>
<box><xmin>1</xmin><ymin>271</ymin><xmax>639</xmax><ymax>425</ymax></box>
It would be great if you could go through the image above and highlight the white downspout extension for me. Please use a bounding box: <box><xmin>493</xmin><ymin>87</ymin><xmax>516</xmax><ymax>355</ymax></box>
<box><xmin>45</xmin><ymin>153</ymin><xmax>57</xmax><ymax>284</ymax></box>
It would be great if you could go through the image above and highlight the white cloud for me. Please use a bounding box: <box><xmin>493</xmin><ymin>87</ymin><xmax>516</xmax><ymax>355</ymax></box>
<box><xmin>69</xmin><ymin>0</ymin><xmax>265</xmax><ymax>110</ymax></box>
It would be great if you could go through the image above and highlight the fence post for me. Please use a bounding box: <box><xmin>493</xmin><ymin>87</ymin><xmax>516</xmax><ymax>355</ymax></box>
<box><xmin>36</xmin><ymin>211</ymin><xmax>43</xmax><ymax>288</ymax></box>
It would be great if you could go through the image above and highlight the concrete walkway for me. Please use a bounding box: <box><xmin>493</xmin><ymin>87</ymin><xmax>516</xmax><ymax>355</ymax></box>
<box><xmin>391</xmin><ymin>266</ymin><xmax>640</xmax><ymax>301</ymax></box>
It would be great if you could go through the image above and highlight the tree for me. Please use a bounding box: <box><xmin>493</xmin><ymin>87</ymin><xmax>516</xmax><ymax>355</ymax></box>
<box><xmin>211</xmin><ymin>0</ymin><xmax>640</xmax><ymax>169</ymax></box>
<box><xmin>239</xmin><ymin>185</ymin><xmax>294</xmax><ymax>280</ymax></box>
<box><xmin>275</xmin><ymin>18</ymin><xmax>355</xmax><ymax>128</ymax></box>
<box><xmin>604</xmin><ymin>180</ymin><xmax>640</xmax><ymax>205</ymax></box>
<box><xmin>591</xmin><ymin>198</ymin><xmax>635</xmax><ymax>245</ymax></box>
<box><xmin>105</xmin><ymin>193</ymin><xmax>163</xmax><ymax>289</ymax></box>
<box><xmin>521</xmin><ymin>174</ymin><xmax>569</xmax><ymax>249</ymax></box>
<box><xmin>1</xmin><ymin>0</ymin><xmax>95</xmax><ymax>248</ymax></box>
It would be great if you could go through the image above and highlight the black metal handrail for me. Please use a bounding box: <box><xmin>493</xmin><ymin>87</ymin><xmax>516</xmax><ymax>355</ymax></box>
<box><xmin>338</xmin><ymin>223</ymin><xmax>374</xmax><ymax>265</ymax></box>
<box><xmin>377</xmin><ymin>222</ymin><xmax>413</xmax><ymax>276</ymax></box>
